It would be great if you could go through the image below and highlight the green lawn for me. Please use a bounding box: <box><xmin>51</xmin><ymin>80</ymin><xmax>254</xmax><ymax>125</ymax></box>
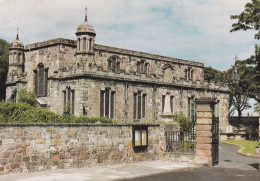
<box><xmin>220</xmin><ymin>140</ymin><xmax>259</xmax><ymax>156</ymax></box>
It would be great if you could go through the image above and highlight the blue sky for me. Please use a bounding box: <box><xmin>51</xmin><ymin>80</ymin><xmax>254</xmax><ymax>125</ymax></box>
<box><xmin>0</xmin><ymin>0</ymin><xmax>258</xmax><ymax>71</ymax></box>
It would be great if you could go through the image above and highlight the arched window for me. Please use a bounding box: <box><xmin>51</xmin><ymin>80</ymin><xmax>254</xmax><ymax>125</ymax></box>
<box><xmin>108</xmin><ymin>56</ymin><xmax>121</xmax><ymax>73</ymax></box>
<box><xmin>34</xmin><ymin>63</ymin><xmax>48</xmax><ymax>97</ymax></box>
<box><xmin>83</xmin><ymin>37</ymin><xmax>87</xmax><ymax>51</ymax></box>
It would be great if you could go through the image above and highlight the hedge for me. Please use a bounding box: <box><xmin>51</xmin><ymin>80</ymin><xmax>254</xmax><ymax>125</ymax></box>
<box><xmin>0</xmin><ymin>101</ymin><xmax>118</xmax><ymax>124</ymax></box>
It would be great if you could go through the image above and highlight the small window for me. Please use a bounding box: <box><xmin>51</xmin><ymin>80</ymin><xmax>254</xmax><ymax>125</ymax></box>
<box><xmin>116</xmin><ymin>62</ymin><xmax>120</xmax><ymax>72</ymax></box>
<box><xmin>162</xmin><ymin>95</ymin><xmax>165</xmax><ymax>113</ymax></box>
<box><xmin>170</xmin><ymin>96</ymin><xmax>174</xmax><ymax>113</ymax></box>
<box><xmin>78</xmin><ymin>38</ymin><xmax>81</xmax><ymax>51</ymax></box>
<box><xmin>137</xmin><ymin>62</ymin><xmax>141</xmax><ymax>74</ymax></box>
<box><xmin>185</xmin><ymin>69</ymin><xmax>188</xmax><ymax>80</ymax></box>
<box><xmin>89</xmin><ymin>38</ymin><xmax>92</xmax><ymax>50</ymax></box>
<box><xmin>144</xmin><ymin>63</ymin><xmax>149</xmax><ymax>75</ymax></box>
<box><xmin>83</xmin><ymin>37</ymin><xmax>87</xmax><ymax>51</ymax></box>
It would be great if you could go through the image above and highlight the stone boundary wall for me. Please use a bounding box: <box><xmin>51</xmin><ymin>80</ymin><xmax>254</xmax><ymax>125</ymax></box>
<box><xmin>0</xmin><ymin>123</ymin><xmax>167</xmax><ymax>174</ymax></box>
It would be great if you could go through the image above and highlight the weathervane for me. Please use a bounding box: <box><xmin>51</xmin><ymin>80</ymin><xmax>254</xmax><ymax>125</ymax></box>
<box><xmin>85</xmin><ymin>6</ymin><xmax>88</xmax><ymax>21</ymax></box>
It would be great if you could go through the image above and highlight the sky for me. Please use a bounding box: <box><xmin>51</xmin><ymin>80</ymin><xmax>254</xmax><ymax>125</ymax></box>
<box><xmin>0</xmin><ymin>0</ymin><xmax>258</xmax><ymax>115</ymax></box>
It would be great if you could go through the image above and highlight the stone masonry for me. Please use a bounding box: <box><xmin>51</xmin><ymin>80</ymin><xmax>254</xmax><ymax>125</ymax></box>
<box><xmin>0</xmin><ymin>124</ymin><xmax>169</xmax><ymax>174</ymax></box>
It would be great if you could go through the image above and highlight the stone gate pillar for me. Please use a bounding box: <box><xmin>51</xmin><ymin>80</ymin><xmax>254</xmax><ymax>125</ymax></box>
<box><xmin>195</xmin><ymin>97</ymin><xmax>214</xmax><ymax>166</ymax></box>
<box><xmin>257</xmin><ymin>104</ymin><xmax>260</xmax><ymax>170</ymax></box>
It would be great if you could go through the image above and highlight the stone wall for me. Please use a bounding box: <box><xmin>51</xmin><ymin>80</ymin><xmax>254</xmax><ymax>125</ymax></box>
<box><xmin>0</xmin><ymin>123</ymin><xmax>167</xmax><ymax>174</ymax></box>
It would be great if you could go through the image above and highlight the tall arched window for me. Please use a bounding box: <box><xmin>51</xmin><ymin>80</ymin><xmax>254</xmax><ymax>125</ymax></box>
<box><xmin>100</xmin><ymin>87</ymin><xmax>115</xmax><ymax>118</ymax></box>
<box><xmin>34</xmin><ymin>63</ymin><xmax>48</xmax><ymax>97</ymax></box>
<box><xmin>63</xmin><ymin>86</ymin><xmax>75</xmax><ymax>115</ymax></box>
<box><xmin>133</xmin><ymin>91</ymin><xmax>146</xmax><ymax>120</ymax></box>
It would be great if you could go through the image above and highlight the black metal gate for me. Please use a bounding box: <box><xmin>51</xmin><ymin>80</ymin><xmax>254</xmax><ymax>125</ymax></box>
<box><xmin>212</xmin><ymin>116</ymin><xmax>219</xmax><ymax>166</ymax></box>
<box><xmin>165</xmin><ymin>116</ymin><xmax>196</xmax><ymax>154</ymax></box>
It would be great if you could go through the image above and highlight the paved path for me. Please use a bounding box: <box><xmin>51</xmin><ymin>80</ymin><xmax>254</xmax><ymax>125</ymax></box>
<box><xmin>218</xmin><ymin>143</ymin><xmax>259</xmax><ymax>170</ymax></box>
<box><xmin>0</xmin><ymin>161</ymin><xmax>197</xmax><ymax>181</ymax></box>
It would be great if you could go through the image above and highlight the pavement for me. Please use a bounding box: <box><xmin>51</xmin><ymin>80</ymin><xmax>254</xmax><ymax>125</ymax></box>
<box><xmin>218</xmin><ymin>143</ymin><xmax>259</xmax><ymax>170</ymax></box>
<box><xmin>0</xmin><ymin>161</ymin><xmax>198</xmax><ymax>181</ymax></box>
<box><xmin>0</xmin><ymin>143</ymin><xmax>259</xmax><ymax>181</ymax></box>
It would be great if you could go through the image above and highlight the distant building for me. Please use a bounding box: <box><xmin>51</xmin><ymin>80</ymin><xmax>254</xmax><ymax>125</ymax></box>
<box><xmin>5</xmin><ymin>11</ymin><xmax>229</xmax><ymax>132</ymax></box>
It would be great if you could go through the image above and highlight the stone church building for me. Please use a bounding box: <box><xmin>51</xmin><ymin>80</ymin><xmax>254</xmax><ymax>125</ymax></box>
<box><xmin>5</xmin><ymin>13</ymin><xmax>230</xmax><ymax>132</ymax></box>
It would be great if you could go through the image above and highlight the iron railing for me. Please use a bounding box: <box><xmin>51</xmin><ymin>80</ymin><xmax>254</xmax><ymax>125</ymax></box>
<box><xmin>165</xmin><ymin>129</ymin><xmax>196</xmax><ymax>154</ymax></box>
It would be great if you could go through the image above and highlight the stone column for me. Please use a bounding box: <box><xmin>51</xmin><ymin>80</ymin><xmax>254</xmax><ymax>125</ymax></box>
<box><xmin>194</xmin><ymin>97</ymin><xmax>214</xmax><ymax>166</ymax></box>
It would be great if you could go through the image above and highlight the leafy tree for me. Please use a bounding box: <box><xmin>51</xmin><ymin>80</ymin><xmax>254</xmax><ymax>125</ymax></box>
<box><xmin>0</xmin><ymin>39</ymin><xmax>10</xmax><ymax>101</ymax></box>
<box><xmin>230</xmin><ymin>0</ymin><xmax>260</xmax><ymax>40</ymax></box>
<box><xmin>244</xmin><ymin>45</ymin><xmax>260</xmax><ymax>102</ymax></box>
<box><xmin>204</xmin><ymin>66</ymin><xmax>224</xmax><ymax>82</ymax></box>
<box><xmin>224</xmin><ymin>60</ymin><xmax>253</xmax><ymax>118</ymax></box>
<box><xmin>17</xmin><ymin>88</ymin><xmax>37</xmax><ymax>107</ymax></box>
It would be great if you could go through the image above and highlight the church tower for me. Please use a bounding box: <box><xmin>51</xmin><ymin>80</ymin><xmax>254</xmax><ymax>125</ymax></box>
<box><xmin>7</xmin><ymin>31</ymin><xmax>24</xmax><ymax>82</ymax></box>
<box><xmin>75</xmin><ymin>7</ymin><xmax>96</xmax><ymax>58</ymax></box>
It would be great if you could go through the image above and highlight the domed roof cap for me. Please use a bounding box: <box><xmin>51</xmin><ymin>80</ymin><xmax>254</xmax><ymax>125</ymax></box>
<box><xmin>76</xmin><ymin>7</ymin><xmax>96</xmax><ymax>35</ymax></box>
<box><xmin>10</xmin><ymin>34</ymin><xmax>24</xmax><ymax>49</ymax></box>
<box><xmin>76</xmin><ymin>20</ymin><xmax>96</xmax><ymax>35</ymax></box>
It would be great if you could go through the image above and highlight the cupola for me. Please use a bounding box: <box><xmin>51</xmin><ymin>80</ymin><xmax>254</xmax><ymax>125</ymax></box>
<box><xmin>76</xmin><ymin>7</ymin><xmax>96</xmax><ymax>55</ymax></box>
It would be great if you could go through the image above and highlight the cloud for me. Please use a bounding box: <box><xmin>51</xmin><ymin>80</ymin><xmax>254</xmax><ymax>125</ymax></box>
<box><xmin>0</xmin><ymin>0</ymin><xmax>256</xmax><ymax>70</ymax></box>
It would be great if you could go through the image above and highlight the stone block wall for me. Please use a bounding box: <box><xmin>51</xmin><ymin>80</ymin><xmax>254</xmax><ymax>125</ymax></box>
<box><xmin>0</xmin><ymin>123</ymin><xmax>167</xmax><ymax>174</ymax></box>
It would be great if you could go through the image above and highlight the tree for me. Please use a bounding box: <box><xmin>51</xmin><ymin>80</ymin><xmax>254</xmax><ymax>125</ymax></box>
<box><xmin>244</xmin><ymin>45</ymin><xmax>260</xmax><ymax>102</ymax></box>
<box><xmin>224</xmin><ymin>60</ymin><xmax>253</xmax><ymax>118</ymax></box>
<box><xmin>204</xmin><ymin>67</ymin><xmax>224</xmax><ymax>82</ymax></box>
<box><xmin>0</xmin><ymin>39</ymin><xmax>10</xmax><ymax>101</ymax></box>
<box><xmin>230</xmin><ymin>0</ymin><xmax>260</xmax><ymax>40</ymax></box>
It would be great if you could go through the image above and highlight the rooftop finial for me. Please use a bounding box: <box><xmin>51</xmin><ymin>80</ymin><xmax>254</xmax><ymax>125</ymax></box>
<box><xmin>85</xmin><ymin>6</ymin><xmax>88</xmax><ymax>21</ymax></box>
<box><xmin>16</xmin><ymin>27</ymin><xmax>19</xmax><ymax>40</ymax></box>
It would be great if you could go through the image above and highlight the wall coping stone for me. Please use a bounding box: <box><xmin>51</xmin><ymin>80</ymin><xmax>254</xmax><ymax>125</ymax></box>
<box><xmin>0</xmin><ymin>123</ymin><xmax>160</xmax><ymax>127</ymax></box>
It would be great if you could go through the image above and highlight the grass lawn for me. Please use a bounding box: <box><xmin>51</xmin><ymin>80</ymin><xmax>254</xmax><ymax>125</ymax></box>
<box><xmin>220</xmin><ymin>140</ymin><xmax>259</xmax><ymax>156</ymax></box>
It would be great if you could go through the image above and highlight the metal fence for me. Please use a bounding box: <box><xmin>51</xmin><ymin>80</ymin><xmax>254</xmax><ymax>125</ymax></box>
<box><xmin>165</xmin><ymin>129</ymin><xmax>196</xmax><ymax>154</ymax></box>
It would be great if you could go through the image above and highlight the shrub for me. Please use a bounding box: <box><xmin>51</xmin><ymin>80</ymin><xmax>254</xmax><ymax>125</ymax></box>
<box><xmin>173</xmin><ymin>113</ymin><xmax>192</xmax><ymax>132</ymax></box>
<box><xmin>0</xmin><ymin>101</ymin><xmax>118</xmax><ymax>124</ymax></box>
<box><xmin>17</xmin><ymin>88</ymin><xmax>37</xmax><ymax>107</ymax></box>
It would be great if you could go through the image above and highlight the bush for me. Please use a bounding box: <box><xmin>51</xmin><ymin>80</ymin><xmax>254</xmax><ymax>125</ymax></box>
<box><xmin>0</xmin><ymin>101</ymin><xmax>118</xmax><ymax>124</ymax></box>
<box><xmin>17</xmin><ymin>89</ymin><xmax>37</xmax><ymax>107</ymax></box>
<box><xmin>173</xmin><ymin>113</ymin><xmax>192</xmax><ymax>132</ymax></box>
